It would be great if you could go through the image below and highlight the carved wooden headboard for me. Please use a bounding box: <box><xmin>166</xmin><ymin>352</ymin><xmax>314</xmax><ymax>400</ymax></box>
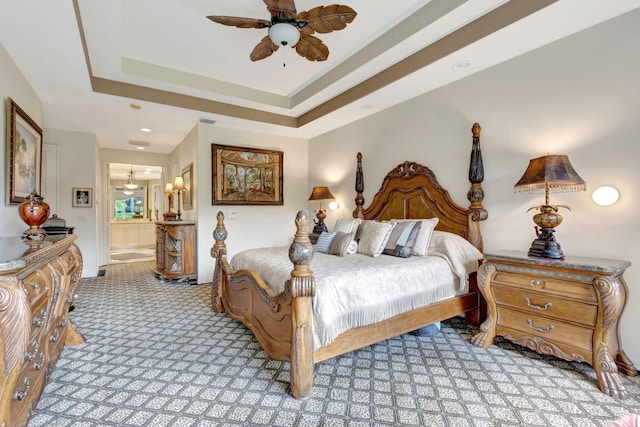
<box><xmin>352</xmin><ymin>123</ymin><xmax>487</xmax><ymax>251</ymax></box>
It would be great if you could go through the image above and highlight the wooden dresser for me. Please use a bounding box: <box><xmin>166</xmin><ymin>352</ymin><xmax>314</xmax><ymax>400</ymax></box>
<box><xmin>471</xmin><ymin>251</ymin><xmax>636</xmax><ymax>399</ymax></box>
<box><xmin>0</xmin><ymin>236</ymin><xmax>85</xmax><ymax>427</ymax></box>
<box><xmin>154</xmin><ymin>221</ymin><xmax>197</xmax><ymax>284</ymax></box>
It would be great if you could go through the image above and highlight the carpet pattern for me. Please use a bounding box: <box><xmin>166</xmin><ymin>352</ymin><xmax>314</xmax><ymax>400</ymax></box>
<box><xmin>29</xmin><ymin>261</ymin><xmax>640</xmax><ymax>426</ymax></box>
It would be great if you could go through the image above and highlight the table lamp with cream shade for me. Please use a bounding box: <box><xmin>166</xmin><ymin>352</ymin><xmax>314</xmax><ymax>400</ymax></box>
<box><xmin>514</xmin><ymin>154</ymin><xmax>586</xmax><ymax>260</ymax></box>
<box><xmin>173</xmin><ymin>176</ymin><xmax>186</xmax><ymax>220</ymax></box>
<box><xmin>308</xmin><ymin>186</ymin><xmax>335</xmax><ymax>234</ymax></box>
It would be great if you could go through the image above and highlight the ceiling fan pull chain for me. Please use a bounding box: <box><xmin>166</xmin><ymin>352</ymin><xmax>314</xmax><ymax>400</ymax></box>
<box><xmin>283</xmin><ymin>48</ymin><xmax>287</xmax><ymax>67</ymax></box>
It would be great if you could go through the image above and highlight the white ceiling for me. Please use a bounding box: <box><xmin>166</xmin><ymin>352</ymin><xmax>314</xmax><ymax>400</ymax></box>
<box><xmin>1</xmin><ymin>0</ymin><xmax>640</xmax><ymax>154</ymax></box>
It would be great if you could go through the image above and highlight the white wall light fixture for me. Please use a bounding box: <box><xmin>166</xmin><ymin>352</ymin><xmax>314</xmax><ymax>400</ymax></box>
<box><xmin>592</xmin><ymin>186</ymin><xmax>620</xmax><ymax>206</ymax></box>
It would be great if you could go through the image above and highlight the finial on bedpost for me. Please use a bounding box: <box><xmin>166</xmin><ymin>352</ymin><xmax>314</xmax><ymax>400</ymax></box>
<box><xmin>211</xmin><ymin>211</ymin><xmax>229</xmax><ymax>313</ymax></box>
<box><xmin>467</xmin><ymin>123</ymin><xmax>488</xmax><ymax>252</ymax></box>
<box><xmin>212</xmin><ymin>211</ymin><xmax>228</xmax><ymax>253</ymax></box>
<box><xmin>353</xmin><ymin>152</ymin><xmax>365</xmax><ymax>219</ymax></box>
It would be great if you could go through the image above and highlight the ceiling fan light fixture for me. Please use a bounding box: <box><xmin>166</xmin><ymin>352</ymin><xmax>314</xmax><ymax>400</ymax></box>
<box><xmin>268</xmin><ymin>23</ymin><xmax>300</xmax><ymax>47</ymax></box>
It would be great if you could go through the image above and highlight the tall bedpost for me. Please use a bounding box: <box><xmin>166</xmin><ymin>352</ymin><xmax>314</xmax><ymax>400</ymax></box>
<box><xmin>467</xmin><ymin>123</ymin><xmax>488</xmax><ymax>252</ymax></box>
<box><xmin>211</xmin><ymin>211</ymin><xmax>229</xmax><ymax>313</ymax></box>
<box><xmin>287</xmin><ymin>210</ymin><xmax>316</xmax><ymax>400</ymax></box>
<box><xmin>353</xmin><ymin>152</ymin><xmax>365</xmax><ymax>219</ymax></box>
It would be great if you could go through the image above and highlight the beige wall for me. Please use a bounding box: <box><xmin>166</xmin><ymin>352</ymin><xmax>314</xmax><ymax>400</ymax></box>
<box><xmin>195</xmin><ymin>123</ymin><xmax>308</xmax><ymax>284</ymax></box>
<box><xmin>309</xmin><ymin>11</ymin><xmax>640</xmax><ymax>366</ymax></box>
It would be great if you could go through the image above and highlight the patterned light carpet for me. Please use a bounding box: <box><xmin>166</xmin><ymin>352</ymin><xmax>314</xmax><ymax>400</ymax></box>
<box><xmin>29</xmin><ymin>261</ymin><xmax>640</xmax><ymax>426</ymax></box>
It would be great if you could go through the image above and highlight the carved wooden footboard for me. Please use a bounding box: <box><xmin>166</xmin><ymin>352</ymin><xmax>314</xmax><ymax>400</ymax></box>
<box><xmin>211</xmin><ymin>210</ymin><xmax>316</xmax><ymax>399</ymax></box>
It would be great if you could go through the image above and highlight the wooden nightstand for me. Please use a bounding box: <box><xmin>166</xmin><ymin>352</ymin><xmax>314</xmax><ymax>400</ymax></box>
<box><xmin>471</xmin><ymin>250</ymin><xmax>637</xmax><ymax>399</ymax></box>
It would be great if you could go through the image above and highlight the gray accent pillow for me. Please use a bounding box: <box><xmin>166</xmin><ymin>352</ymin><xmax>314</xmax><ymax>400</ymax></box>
<box><xmin>315</xmin><ymin>232</ymin><xmax>336</xmax><ymax>253</ymax></box>
<box><xmin>382</xmin><ymin>221</ymin><xmax>422</xmax><ymax>258</ymax></box>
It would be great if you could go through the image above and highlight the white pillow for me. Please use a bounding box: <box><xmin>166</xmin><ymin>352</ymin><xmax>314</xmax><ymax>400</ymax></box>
<box><xmin>333</xmin><ymin>218</ymin><xmax>361</xmax><ymax>235</ymax></box>
<box><xmin>395</xmin><ymin>218</ymin><xmax>439</xmax><ymax>256</ymax></box>
<box><xmin>357</xmin><ymin>221</ymin><xmax>395</xmax><ymax>257</ymax></box>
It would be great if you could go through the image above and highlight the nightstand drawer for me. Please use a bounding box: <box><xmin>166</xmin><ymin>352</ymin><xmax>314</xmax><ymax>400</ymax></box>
<box><xmin>492</xmin><ymin>270</ymin><xmax>597</xmax><ymax>302</ymax></box>
<box><xmin>497</xmin><ymin>307</ymin><xmax>593</xmax><ymax>351</ymax></box>
<box><xmin>492</xmin><ymin>287</ymin><xmax>597</xmax><ymax>326</ymax></box>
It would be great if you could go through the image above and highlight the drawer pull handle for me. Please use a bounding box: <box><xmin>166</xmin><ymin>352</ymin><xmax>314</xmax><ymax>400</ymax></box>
<box><xmin>524</xmin><ymin>298</ymin><xmax>552</xmax><ymax>311</ymax></box>
<box><xmin>14</xmin><ymin>378</ymin><xmax>30</xmax><ymax>401</ymax></box>
<box><xmin>33</xmin><ymin>309</ymin><xmax>47</xmax><ymax>328</ymax></box>
<box><xmin>527</xmin><ymin>319</ymin><xmax>554</xmax><ymax>333</ymax></box>
<box><xmin>34</xmin><ymin>353</ymin><xmax>46</xmax><ymax>371</ymax></box>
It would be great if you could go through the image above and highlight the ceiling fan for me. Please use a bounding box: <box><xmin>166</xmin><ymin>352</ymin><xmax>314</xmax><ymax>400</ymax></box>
<box><xmin>207</xmin><ymin>0</ymin><xmax>357</xmax><ymax>62</ymax></box>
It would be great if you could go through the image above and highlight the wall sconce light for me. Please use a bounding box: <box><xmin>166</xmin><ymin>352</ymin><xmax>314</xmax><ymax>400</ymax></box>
<box><xmin>592</xmin><ymin>186</ymin><xmax>620</xmax><ymax>206</ymax></box>
<box><xmin>173</xmin><ymin>176</ymin><xmax>185</xmax><ymax>221</ymax></box>
<box><xmin>514</xmin><ymin>154</ymin><xmax>586</xmax><ymax>260</ymax></box>
<box><xmin>308</xmin><ymin>186</ymin><xmax>335</xmax><ymax>234</ymax></box>
<box><xmin>163</xmin><ymin>183</ymin><xmax>177</xmax><ymax>221</ymax></box>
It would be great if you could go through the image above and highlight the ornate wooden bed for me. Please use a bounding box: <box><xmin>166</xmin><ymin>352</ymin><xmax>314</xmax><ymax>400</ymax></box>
<box><xmin>211</xmin><ymin>123</ymin><xmax>487</xmax><ymax>400</ymax></box>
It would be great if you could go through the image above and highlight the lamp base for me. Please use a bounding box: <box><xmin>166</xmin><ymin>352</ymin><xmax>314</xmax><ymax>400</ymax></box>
<box><xmin>528</xmin><ymin>227</ymin><xmax>564</xmax><ymax>260</ymax></box>
<box><xmin>312</xmin><ymin>221</ymin><xmax>328</xmax><ymax>235</ymax></box>
<box><xmin>312</xmin><ymin>209</ymin><xmax>328</xmax><ymax>234</ymax></box>
<box><xmin>163</xmin><ymin>211</ymin><xmax>178</xmax><ymax>221</ymax></box>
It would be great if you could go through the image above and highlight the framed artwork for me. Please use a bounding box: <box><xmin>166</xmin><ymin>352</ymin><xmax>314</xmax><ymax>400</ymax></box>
<box><xmin>181</xmin><ymin>162</ymin><xmax>193</xmax><ymax>210</ymax></box>
<box><xmin>5</xmin><ymin>98</ymin><xmax>43</xmax><ymax>205</ymax></box>
<box><xmin>211</xmin><ymin>144</ymin><xmax>283</xmax><ymax>205</ymax></box>
<box><xmin>72</xmin><ymin>187</ymin><xmax>92</xmax><ymax>207</ymax></box>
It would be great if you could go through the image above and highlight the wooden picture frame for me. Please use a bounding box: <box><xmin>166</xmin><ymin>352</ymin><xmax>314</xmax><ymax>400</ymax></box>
<box><xmin>182</xmin><ymin>163</ymin><xmax>193</xmax><ymax>210</ymax></box>
<box><xmin>5</xmin><ymin>98</ymin><xmax>43</xmax><ymax>205</ymax></box>
<box><xmin>211</xmin><ymin>144</ymin><xmax>283</xmax><ymax>205</ymax></box>
<box><xmin>72</xmin><ymin>187</ymin><xmax>92</xmax><ymax>207</ymax></box>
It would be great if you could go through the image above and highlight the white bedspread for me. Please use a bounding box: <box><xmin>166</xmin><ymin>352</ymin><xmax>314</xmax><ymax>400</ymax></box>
<box><xmin>231</xmin><ymin>248</ymin><xmax>474</xmax><ymax>350</ymax></box>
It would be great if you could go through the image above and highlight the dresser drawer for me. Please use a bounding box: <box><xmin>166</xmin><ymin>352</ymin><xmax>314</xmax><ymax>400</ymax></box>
<box><xmin>23</xmin><ymin>270</ymin><xmax>51</xmax><ymax>309</ymax></box>
<box><xmin>492</xmin><ymin>270</ymin><xmax>597</xmax><ymax>302</ymax></box>
<box><xmin>492</xmin><ymin>286</ymin><xmax>597</xmax><ymax>326</ymax></box>
<box><xmin>497</xmin><ymin>306</ymin><xmax>593</xmax><ymax>351</ymax></box>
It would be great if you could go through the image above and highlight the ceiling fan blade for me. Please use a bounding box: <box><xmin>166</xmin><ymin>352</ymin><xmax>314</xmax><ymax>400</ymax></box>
<box><xmin>263</xmin><ymin>0</ymin><xmax>297</xmax><ymax>19</ymax></box>
<box><xmin>295</xmin><ymin>35</ymin><xmax>329</xmax><ymax>62</ymax></box>
<box><xmin>250</xmin><ymin>36</ymin><xmax>280</xmax><ymax>61</ymax></box>
<box><xmin>297</xmin><ymin>5</ymin><xmax>357</xmax><ymax>34</ymax></box>
<box><xmin>207</xmin><ymin>15</ymin><xmax>270</xmax><ymax>29</ymax></box>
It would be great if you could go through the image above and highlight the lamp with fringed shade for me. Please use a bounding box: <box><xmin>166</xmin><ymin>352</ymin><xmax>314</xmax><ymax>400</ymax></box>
<box><xmin>514</xmin><ymin>154</ymin><xmax>586</xmax><ymax>260</ymax></box>
<box><xmin>308</xmin><ymin>186</ymin><xmax>335</xmax><ymax>234</ymax></box>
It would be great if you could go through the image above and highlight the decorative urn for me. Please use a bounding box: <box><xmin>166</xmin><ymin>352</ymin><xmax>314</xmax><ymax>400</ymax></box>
<box><xmin>18</xmin><ymin>191</ymin><xmax>50</xmax><ymax>240</ymax></box>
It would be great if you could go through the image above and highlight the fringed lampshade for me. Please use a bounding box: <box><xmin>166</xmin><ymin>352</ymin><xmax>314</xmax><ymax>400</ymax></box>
<box><xmin>514</xmin><ymin>155</ymin><xmax>586</xmax><ymax>260</ymax></box>
<box><xmin>308</xmin><ymin>186</ymin><xmax>335</xmax><ymax>234</ymax></box>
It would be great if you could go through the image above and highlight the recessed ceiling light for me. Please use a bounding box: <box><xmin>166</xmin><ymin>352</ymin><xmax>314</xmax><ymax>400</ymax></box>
<box><xmin>141</xmin><ymin>128</ymin><xmax>151</xmax><ymax>133</ymax></box>
<box><xmin>136</xmin><ymin>146</ymin><xmax>145</xmax><ymax>150</ymax></box>
<box><xmin>453</xmin><ymin>60</ymin><xmax>471</xmax><ymax>70</ymax></box>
